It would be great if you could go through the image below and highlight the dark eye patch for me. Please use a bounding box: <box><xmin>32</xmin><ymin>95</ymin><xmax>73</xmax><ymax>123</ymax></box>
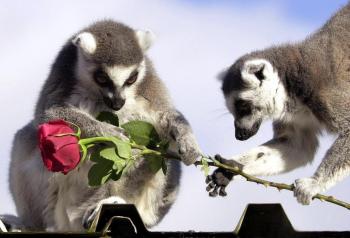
<box><xmin>93</xmin><ymin>69</ymin><xmax>112</xmax><ymax>87</ymax></box>
<box><xmin>234</xmin><ymin>100</ymin><xmax>252</xmax><ymax>117</ymax></box>
<box><xmin>124</xmin><ymin>70</ymin><xmax>138</xmax><ymax>86</ymax></box>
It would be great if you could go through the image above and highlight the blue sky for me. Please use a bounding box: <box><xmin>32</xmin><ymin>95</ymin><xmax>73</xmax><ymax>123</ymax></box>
<box><xmin>0</xmin><ymin>0</ymin><xmax>349</xmax><ymax>232</ymax></box>
<box><xmin>182</xmin><ymin>0</ymin><xmax>348</xmax><ymax>26</ymax></box>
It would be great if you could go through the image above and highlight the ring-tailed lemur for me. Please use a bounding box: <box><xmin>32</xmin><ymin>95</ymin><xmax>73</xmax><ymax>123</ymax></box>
<box><xmin>207</xmin><ymin>3</ymin><xmax>350</xmax><ymax>205</ymax></box>
<box><xmin>7</xmin><ymin>20</ymin><xmax>201</xmax><ymax>231</ymax></box>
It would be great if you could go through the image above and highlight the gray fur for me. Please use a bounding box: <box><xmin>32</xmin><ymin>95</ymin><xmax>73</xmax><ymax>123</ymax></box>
<box><xmin>79</xmin><ymin>20</ymin><xmax>143</xmax><ymax>66</ymax></box>
<box><xmin>219</xmin><ymin>3</ymin><xmax>350</xmax><ymax>205</ymax></box>
<box><xmin>9</xmin><ymin>20</ymin><xmax>201</xmax><ymax>231</ymax></box>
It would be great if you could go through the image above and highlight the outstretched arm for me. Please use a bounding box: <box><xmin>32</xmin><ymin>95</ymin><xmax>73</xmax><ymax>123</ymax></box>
<box><xmin>232</xmin><ymin>122</ymin><xmax>318</xmax><ymax>175</ymax></box>
<box><xmin>207</xmin><ymin>122</ymin><xmax>319</xmax><ymax>195</ymax></box>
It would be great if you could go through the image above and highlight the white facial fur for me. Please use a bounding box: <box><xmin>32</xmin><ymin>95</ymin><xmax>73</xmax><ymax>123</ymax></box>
<box><xmin>105</xmin><ymin>60</ymin><xmax>145</xmax><ymax>87</ymax></box>
<box><xmin>136</xmin><ymin>30</ymin><xmax>156</xmax><ymax>52</ymax></box>
<box><xmin>238</xmin><ymin>59</ymin><xmax>287</xmax><ymax>119</ymax></box>
<box><xmin>72</xmin><ymin>32</ymin><xmax>97</xmax><ymax>55</ymax></box>
<box><xmin>72</xmin><ymin>48</ymin><xmax>147</xmax><ymax>116</ymax></box>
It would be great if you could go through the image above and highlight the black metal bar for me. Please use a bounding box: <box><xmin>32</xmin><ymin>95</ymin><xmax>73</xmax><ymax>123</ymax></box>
<box><xmin>0</xmin><ymin>204</ymin><xmax>349</xmax><ymax>238</ymax></box>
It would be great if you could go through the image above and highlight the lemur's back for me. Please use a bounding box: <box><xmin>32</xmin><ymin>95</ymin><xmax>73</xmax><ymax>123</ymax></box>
<box><xmin>35</xmin><ymin>43</ymin><xmax>78</xmax><ymax>118</ymax></box>
<box><xmin>301</xmin><ymin>2</ymin><xmax>350</xmax><ymax>84</ymax></box>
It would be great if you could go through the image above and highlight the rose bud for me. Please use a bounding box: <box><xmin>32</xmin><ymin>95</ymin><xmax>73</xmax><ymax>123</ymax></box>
<box><xmin>38</xmin><ymin>120</ymin><xmax>81</xmax><ymax>174</ymax></box>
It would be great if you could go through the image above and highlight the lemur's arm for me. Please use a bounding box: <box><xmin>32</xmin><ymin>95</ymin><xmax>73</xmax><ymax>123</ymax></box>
<box><xmin>207</xmin><ymin>122</ymin><xmax>319</xmax><ymax>196</ymax></box>
<box><xmin>34</xmin><ymin>105</ymin><xmax>126</xmax><ymax>138</ymax></box>
<box><xmin>231</xmin><ymin>122</ymin><xmax>318</xmax><ymax>175</ymax></box>
<box><xmin>158</xmin><ymin>109</ymin><xmax>202</xmax><ymax>165</ymax></box>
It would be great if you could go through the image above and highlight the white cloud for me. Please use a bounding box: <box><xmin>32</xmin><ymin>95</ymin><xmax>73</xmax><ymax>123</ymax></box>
<box><xmin>0</xmin><ymin>0</ymin><xmax>348</xmax><ymax>232</ymax></box>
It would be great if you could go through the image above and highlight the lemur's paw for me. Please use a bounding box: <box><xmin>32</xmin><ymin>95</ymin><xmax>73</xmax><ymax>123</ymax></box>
<box><xmin>99</xmin><ymin>123</ymin><xmax>129</xmax><ymax>141</ymax></box>
<box><xmin>294</xmin><ymin>177</ymin><xmax>321</xmax><ymax>205</ymax></box>
<box><xmin>177</xmin><ymin>134</ymin><xmax>202</xmax><ymax>165</ymax></box>
<box><xmin>205</xmin><ymin>155</ymin><xmax>241</xmax><ymax>197</ymax></box>
<box><xmin>82</xmin><ymin>196</ymin><xmax>126</xmax><ymax>230</ymax></box>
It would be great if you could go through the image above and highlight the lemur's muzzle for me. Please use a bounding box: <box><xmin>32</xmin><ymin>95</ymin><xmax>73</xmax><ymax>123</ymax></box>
<box><xmin>103</xmin><ymin>96</ymin><xmax>125</xmax><ymax>111</ymax></box>
<box><xmin>235</xmin><ymin>120</ymin><xmax>261</xmax><ymax>141</ymax></box>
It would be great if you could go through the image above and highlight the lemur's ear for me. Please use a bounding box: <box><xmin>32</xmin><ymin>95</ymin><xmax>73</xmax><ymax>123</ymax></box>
<box><xmin>247</xmin><ymin>63</ymin><xmax>265</xmax><ymax>81</ymax></box>
<box><xmin>136</xmin><ymin>30</ymin><xmax>156</xmax><ymax>52</ymax></box>
<box><xmin>72</xmin><ymin>32</ymin><xmax>97</xmax><ymax>55</ymax></box>
<box><xmin>241</xmin><ymin>60</ymin><xmax>273</xmax><ymax>87</ymax></box>
<box><xmin>216</xmin><ymin>67</ymin><xmax>229</xmax><ymax>81</ymax></box>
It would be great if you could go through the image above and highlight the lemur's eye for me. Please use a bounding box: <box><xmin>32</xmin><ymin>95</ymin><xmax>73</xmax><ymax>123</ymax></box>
<box><xmin>93</xmin><ymin>70</ymin><xmax>110</xmax><ymax>86</ymax></box>
<box><xmin>125</xmin><ymin>71</ymin><xmax>138</xmax><ymax>86</ymax></box>
<box><xmin>235</xmin><ymin>100</ymin><xmax>252</xmax><ymax>117</ymax></box>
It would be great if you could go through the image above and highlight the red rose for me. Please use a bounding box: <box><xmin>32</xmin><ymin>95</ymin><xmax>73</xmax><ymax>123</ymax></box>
<box><xmin>38</xmin><ymin>120</ymin><xmax>81</xmax><ymax>174</ymax></box>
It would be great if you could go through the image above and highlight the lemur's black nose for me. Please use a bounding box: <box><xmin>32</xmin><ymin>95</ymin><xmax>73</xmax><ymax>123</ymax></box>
<box><xmin>235</xmin><ymin>120</ymin><xmax>261</xmax><ymax>141</ymax></box>
<box><xmin>235</xmin><ymin>128</ymin><xmax>251</xmax><ymax>141</ymax></box>
<box><xmin>103</xmin><ymin>96</ymin><xmax>125</xmax><ymax>111</ymax></box>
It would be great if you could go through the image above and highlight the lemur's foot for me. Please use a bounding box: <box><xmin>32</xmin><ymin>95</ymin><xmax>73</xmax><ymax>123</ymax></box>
<box><xmin>294</xmin><ymin>177</ymin><xmax>322</xmax><ymax>205</ymax></box>
<box><xmin>82</xmin><ymin>196</ymin><xmax>126</xmax><ymax>230</ymax></box>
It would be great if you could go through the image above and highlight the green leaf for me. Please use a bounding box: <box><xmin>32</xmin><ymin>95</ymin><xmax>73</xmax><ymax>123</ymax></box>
<box><xmin>201</xmin><ymin>157</ymin><xmax>210</xmax><ymax>177</ymax></box>
<box><xmin>88</xmin><ymin>157</ymin><xmax>114</xmax><ymax>186</ymax></box>
<box><xmin>121</xmin><ymin>121</ymin><xmax>161</xmax><ymax>148</ymax></box>
<box><xmin>144</xmin><ymin>154</ymin><xmax>163</xmax><ymax>173</ymax></box>
<box><xmin>109</xmin><ymin>138</ymin><xmax>131</xmax><ymax>159</ymax></box>
<box><xmin>97</xmin><ymin>111</ymin><xmax>119</xmax><ymax>126</ymax></box>
<box><xmin>112</xmin><ymin>157</ymin><xmax>127</xmax><ymax>174</ymax></box>
<box><xmin>88</xmin><ymin>147</ymin><xmax>126</xmax><ymax>186</ymax></box>
<box><xmin>99</xmin><ymin>146</ymin><xmax>130</xmax><ymax>173</ymax></box>
<box><xmin>100</xmin><ymin>147</ymin><xmax>119</xmax><ymax>162</ymax></box>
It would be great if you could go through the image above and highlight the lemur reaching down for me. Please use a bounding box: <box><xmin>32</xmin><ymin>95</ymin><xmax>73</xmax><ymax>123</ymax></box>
<box><xmin>7</xmin><ymin>20</ymin><xmax>201</xmax><ymax>231</ymax></box>
<box><xmin>207</xmin><ymin>3</ymin><xmax>350</xmax><ymax>205</ymax></box>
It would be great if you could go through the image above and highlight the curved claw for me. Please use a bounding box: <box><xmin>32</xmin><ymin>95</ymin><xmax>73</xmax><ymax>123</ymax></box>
<box><xmin>209</xmin><ymin>186</ymin><xmax>219</xmax><ymax>197</ymax></box>
<box><xmin>206</xmin><ymin>181</ymin><xmax>216</xmax><ymax>191</ymax></box>
<box><xmin>219</xmin><ymin>186</ymin><xmax>227</xmax><ymax>197</ymax></box>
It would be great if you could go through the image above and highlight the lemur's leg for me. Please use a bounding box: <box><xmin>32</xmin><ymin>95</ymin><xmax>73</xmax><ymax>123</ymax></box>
<box><xmin>10</xmin><ymin>122</ymin><xmax>49</xmax><ymax>230</ymax></box>
<box><xmin>55</xmin><ymin>186</ymin><xmax>123</xmax><ymax>231</ymax></box>
<box><xmin>294</xmin><ymin>132</ymin><xmax>350</xmax><ymax>205</ymax></box>
<box><xmin>158</xmin><ymin>110</ymin><xmax>202</xmax><ymax>165</ymax></box>
<box><xmin>207</xmin><ymin>122</ymin><xmax>319</xmax><ymax>196</ymax></box>
<box><xmin>66</xmin><ymin>158</ymin><xmax>180</xmax><ymax>230</ymax></box>
<box><xmin>294</xmin><ymin>86</ymin><xmax>350</xmax><ymax>205</ymax></box>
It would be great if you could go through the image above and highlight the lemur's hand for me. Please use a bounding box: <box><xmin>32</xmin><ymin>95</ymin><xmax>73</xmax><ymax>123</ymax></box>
<box><xmin>177</xmin><ymin>133</ymin><xmax>202</xmax><ymax>165</ymax></box>
<box><xmin>206</xmin><ymin>155</ymin><xmax>242</xmax><ymax>197</ymax></box>
<box><xmin>294</xmin><ymin>177</ymin><xmax>322</xmax><ymax>205</ymax></box>
<box><xmin>98</xmin><ymin>122</ymin><xmax>129</xmax><ymax>141</ymax></box>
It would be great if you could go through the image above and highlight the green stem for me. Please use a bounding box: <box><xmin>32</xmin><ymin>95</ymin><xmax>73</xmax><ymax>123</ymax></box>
<box><xmin>79</xmin><ymin>137</ymin><xmax>165</xmax><ymax>157</ymax></box>
<box><xmin>202</xmin><ymin>157</ymin><xmax>350</xmax><ymax>210</ymax></box>
<box><xmin>78</xmin><ymin>136</ymin><xmax>350</xmax><ymax>210</ymax></box>
<box><xmin>79</xmin><ymin>137</ymin><xmax>117</xmax><ymax>145</ymax></box>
